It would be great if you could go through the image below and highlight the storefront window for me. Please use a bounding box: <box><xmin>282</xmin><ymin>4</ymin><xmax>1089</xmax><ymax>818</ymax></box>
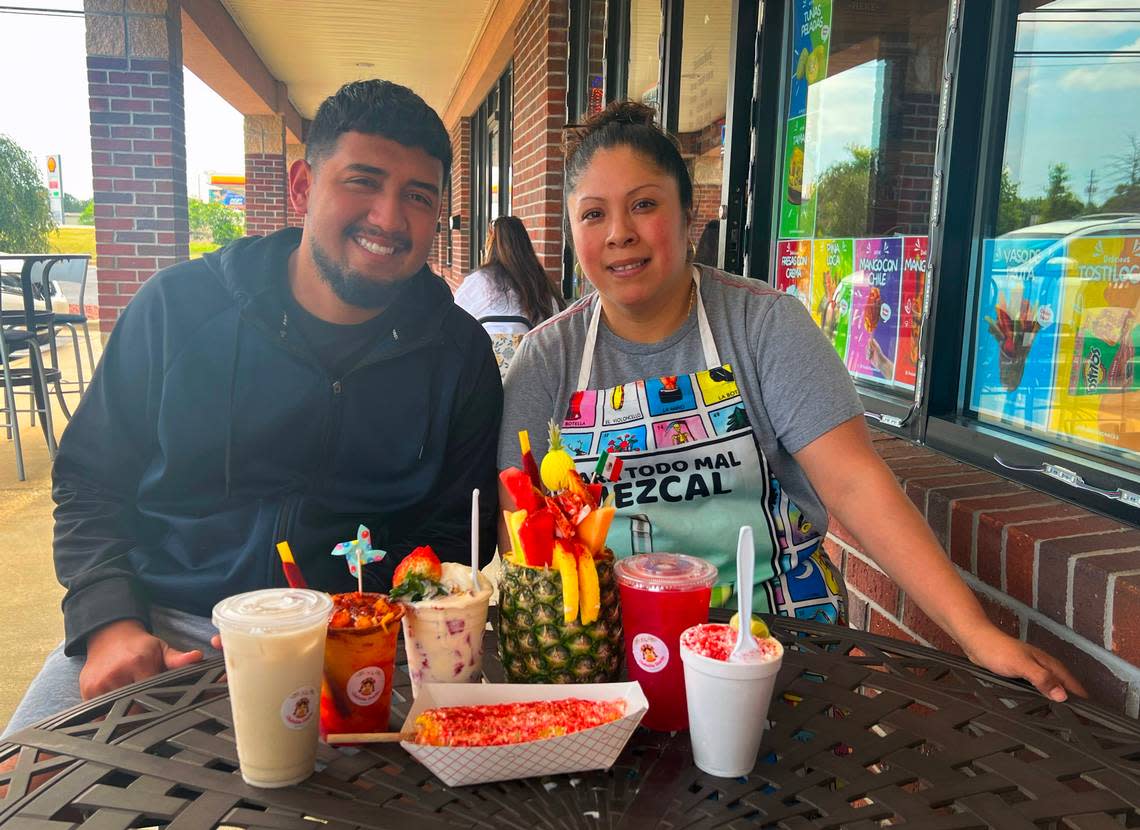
<box><xmin>677</xmin><ymin>1</ymin><xmax>731</xmax><ymax>262</ymax></box>
<box><xmin>772</xmin><ymin>0</ymin><xmax>948</xmax><ymax>394</ymax></box>
<box><xmin>628</xmin><ymin>0</ymin><xmax>663</xmax><ymax>115</ymax></box>
<box><xmin>471</xmin><ymin>69</ymin><xmax>512</xmax><ymax>268</ymax></box>
<box><xmin>966</xmin><ymin>2</ymin><xmax>1140</xmax><ymax>468</ymax></box>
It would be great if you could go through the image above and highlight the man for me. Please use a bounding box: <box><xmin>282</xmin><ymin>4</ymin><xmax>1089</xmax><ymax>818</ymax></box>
<box><xmin>4</xmin><ymin>80</ymin><xmax>502</xmax><ymax>734</ymax></box>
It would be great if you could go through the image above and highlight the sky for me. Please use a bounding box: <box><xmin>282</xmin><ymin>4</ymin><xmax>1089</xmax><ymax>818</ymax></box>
<box><xmin>0</xmin><ymin>1</ymin><xmax>244</xmax><ymax>202</ymax></box>
<box><xmin>800</xmin><ymin>0</ymin><xmax>1139</xmax><ymax>203</ymax></box>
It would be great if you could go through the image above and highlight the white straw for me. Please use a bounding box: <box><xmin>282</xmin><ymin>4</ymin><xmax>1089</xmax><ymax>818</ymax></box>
<box><xmin>471</xmin><ymin>488</ymin><xmax>481</xmax><ymax>592</ymax></box>
<box><xmin>356</xmin><ymin>546</ymin><xmax>364</xmax><ymax>595</ymax></box>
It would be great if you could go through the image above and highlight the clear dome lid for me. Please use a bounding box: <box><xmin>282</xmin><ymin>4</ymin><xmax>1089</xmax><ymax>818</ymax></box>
<box><xmin>212</xmin><ymin>588</ymin><xmax>332</xmax><ymax>634</ymax></box>
<box><xmin>613</xmin><ymin>553</ymin><xmax>718</xmax><ymax>592</ymax></box>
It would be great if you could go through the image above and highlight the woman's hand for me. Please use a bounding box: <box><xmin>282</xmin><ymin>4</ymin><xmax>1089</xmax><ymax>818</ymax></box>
<box><xmin>795</xmin><ymin>418</ymin><xmax>1087</xmax><ymax>705</ymax></box>
<box><xmin>957</xmin><ymin>622</ymin><xmax>1087</xmax><ymax>701</ymax></box>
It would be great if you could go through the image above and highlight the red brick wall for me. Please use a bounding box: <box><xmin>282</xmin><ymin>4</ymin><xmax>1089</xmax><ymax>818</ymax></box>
<box><xmin>245</xmin><ymin>152</ymin><xmax>287</xmax><ymax>236</ymax></box>
<box><xmin>88</xmin><ymin>55</ymin><xmax>189</xmax><ymax>335</ymax></box>
<box><xmin>510</xmin><ymin>0</ymin><xmax>568</xmax><ymax>285</ymax></box>
<box><xmin>432</xmin><ymin>119</ymin><xmax>471</xmax><ymax>289</ymax></box>
<box><xmin>895</xmin><ymin>94</ymin><xmax>938</xmax><ymax>235</ymax></box>
<box><xmin>828</xmin><ymin>430</ymin><xmax>1140</xmax><ymax>716</ymax></box>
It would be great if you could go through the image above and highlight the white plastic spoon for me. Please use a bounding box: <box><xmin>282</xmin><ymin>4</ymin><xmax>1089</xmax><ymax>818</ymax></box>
<box><xmin>729</xmin><ymin>525</ymin><xmax>759</xmax><ymax>662</ymax></box>
<box><xmin>470</xmin><ymin>488</ymin><xmax>482</xmax><ymax>592</ymax></box>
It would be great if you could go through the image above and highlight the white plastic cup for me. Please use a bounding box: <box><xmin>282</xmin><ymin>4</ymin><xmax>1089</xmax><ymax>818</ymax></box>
<box><xmin>679</xmin><ymin>626</ymin><xmax>784</xmax><ymax>778</ymax></box>
<box><xmin>212</xmin><ymin>588</ymin><xmax>332</xmax><ymax>788</ymax></box>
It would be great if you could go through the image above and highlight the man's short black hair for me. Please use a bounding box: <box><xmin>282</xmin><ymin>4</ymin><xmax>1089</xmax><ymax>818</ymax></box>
<box><xmin>306</xmin><ymin>80</ymin><xmax>452</xmax><ymax>185</ymax></box>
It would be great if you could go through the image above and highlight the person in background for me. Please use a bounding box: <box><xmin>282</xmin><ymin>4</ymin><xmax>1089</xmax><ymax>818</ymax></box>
<box><xmin>455</xmin><ymin>216</ymin><xmax>566</xmax><ymax>335</ymax></box>
<box><xmin>498</xmin><ymin>100</ymin><xmax>1085</xmax><ymax>704</ymax></box>
<box><xmin>455</xmin><ymin>215</ymin><xmax>567</xmax><ymax>375</ymax></box>
<box><xmin>4</xmin><ymin>79</ymin><xmax>502</xmax><ymax>736</ymax></box>
<box><xmin>693</xmin><ymin>219</ymin><xmax>720</xmax><ymax>267</ymax></box>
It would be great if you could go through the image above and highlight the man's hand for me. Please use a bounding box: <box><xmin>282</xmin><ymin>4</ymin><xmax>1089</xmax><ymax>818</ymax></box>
<box><xmin>79</xmin><ymin>619</ymin><xmax>203</xmax><ymax>700</ymax></box>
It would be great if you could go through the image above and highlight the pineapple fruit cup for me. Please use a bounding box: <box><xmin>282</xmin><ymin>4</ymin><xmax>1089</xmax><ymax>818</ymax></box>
<box><xmin>497</xmin><ymin>548</ymin><xmax>624</xmax><ymax>683</ymax></box>
<box><xmin>497</xmin><ymin>424</ymin><xmax>624</xmax><ymax>684</ymax></box>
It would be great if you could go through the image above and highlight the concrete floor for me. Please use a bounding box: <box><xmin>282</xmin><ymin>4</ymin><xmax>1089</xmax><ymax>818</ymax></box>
<box><xmin>0</xmin><ymin>338</ymin><xmax>100</xmax><ymax>728</ymax></box>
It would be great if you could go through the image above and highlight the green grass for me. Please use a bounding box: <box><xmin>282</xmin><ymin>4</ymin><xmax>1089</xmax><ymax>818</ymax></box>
<box><xmin>46</xmin><ymin>227</ymin><xmax>223</xmax><ymax>262</ymax></box>
<box><xmin>190</xmin><ymin>240</ymin><xmax>221</xmax><ymax>259</ymax></box>
<box><xmin>47</xmin><ymin>226</ymin><xmax>96</xmax><ymax>263</ymax></box>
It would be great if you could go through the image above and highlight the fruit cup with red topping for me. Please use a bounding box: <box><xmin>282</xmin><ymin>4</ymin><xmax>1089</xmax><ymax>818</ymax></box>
<box><xmin>391</xmin><ymin>545</ymin><xmax>493</xmax><ymax>697</ymax></box>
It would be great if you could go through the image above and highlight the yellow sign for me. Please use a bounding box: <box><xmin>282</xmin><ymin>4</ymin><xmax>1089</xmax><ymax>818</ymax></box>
<box><xmin>1049</xmin><ymin>236</ymin><xmax>1140</xmax><ymax>456</ymax></box>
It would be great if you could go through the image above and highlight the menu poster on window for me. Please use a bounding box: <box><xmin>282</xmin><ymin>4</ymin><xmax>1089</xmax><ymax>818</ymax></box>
<box><xmin>778</xmin><ymin>116</ymin><xmax>815</xmax><ymax>239</ymax></box>
<box><xmin>1048</xmin><ymin>236</ymin><xmax>1140</xmax><ymax>457</ymax></box>
<box><xmin>894</xmin><ymin>236</ymin><xmax>929</xmax><ymax>389</ymax></box>
<box><xmin>846</xmin><ymin>238</ymin><xmax>902</xmax><ymax>384</ymax></box>
<box><xmin>810</xmin><ymin>237</ymin><xmax>854</xmax><ymax>361</ymax></box>
<box><xmin>775</xmin><ymin>240</ymin><xmax>812</xmax><ymax>308</ymax></box>
<box><xmin>970</xmin><ymin>237</ymin><xmax>1061</xmax><ymax>430</ymax></box>
<box><xmin>788</xmin><ymin>0</ymin><xmax>833</xmax><ymax>120</ymax></box>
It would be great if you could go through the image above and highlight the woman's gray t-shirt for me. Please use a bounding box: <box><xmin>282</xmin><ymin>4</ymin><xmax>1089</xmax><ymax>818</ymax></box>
<box><xmin>498</xmin><ymin>265</ymin><xmax>864</xmax><ymax>533</ymax></box>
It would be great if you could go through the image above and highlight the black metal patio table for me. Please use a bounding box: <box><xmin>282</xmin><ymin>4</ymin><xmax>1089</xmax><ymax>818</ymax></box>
<box><xmin>2</xmin><ymin>612</ymin><xmax>1138</xmax><ymax>828</ymax></box>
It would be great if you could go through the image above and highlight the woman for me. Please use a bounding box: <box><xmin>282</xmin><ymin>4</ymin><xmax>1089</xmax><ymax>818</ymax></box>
<box><xmin>455</xmin><ymin>216</ymin><xmax>566</xmax><ymax>335</ymax></box>
<box><xmin>498</xmin><ymin>101</ymin><xmax>1083</xmax><ymax>702</ymax></box>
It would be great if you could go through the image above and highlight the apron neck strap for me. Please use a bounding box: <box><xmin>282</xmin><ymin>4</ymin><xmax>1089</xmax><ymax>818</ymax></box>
<box><xmin>576</xmin><ymin>267</ymin><xmax>722</xmax><ymax>391</ymax></box>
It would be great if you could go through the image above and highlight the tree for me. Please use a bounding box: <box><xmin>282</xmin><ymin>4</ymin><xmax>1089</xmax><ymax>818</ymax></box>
<box><xmin>996</xmin><ymin>167</ymin><xmax>1031</xmax><ymax>235</ymax></box>
<box><xmin>0</xmin><ymin>134</ymin><xmax>55</xmax><ymax>252</ymax></box>
<box><xmin>63</xmin><ymin>192</ymin><xmax>87</xmax><ymax>213</ymax></box>
<box><xmin>1040</xmin><ymin>162</ymin><xmax>1084</xmax><ymax>223</ymax></box>
<box><xmin>813</xmin><ymin>145</ymin><xmax>875</xmax><ymax>238</ymax></box>
<box><xmin>78</xmin><ymin>201</ymin><xmax>95</xmax><ymax>225</ymax></box>
<box><xmin>188</xmin><ymin>197</ymin><xmax>244</xmax><ymax>245</ymax></box>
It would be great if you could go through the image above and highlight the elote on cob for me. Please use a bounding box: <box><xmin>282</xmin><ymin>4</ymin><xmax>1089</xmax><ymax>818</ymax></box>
<box><xmin>412</xmin><ymin>698</ymin><xmax>625</xmax><ymax>746</ymax></box>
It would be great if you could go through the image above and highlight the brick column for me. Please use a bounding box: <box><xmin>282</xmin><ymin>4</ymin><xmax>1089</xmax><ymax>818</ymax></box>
<box><xmin>85</xmin><ymin>0</ymin><xmax>189</xmax><ymax>335</ymax></box>
<box><xmin>432</xmin><ymin>119</ymin><xmax>471</xmax><ymax>289</ymax></box>
<box><xmin>285</xmin><ymin>142</ymin><xmax>306</xmax><ymax>229</ymax></box>
<box><xmin>244</xmin><ymin>114</ymin><xmax>286</xmax><ymax>236</ymax></box>
<box><xmin>511</xmin><ymin>0</ymin><xmax>569</xmax><ymax>284</ymax></box>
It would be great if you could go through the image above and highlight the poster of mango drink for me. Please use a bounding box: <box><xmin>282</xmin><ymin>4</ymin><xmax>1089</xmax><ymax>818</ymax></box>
<box><xmin>846</xmin><ymin>238</ymin><xmax>902</xmax><ymax>384</ymax></box>
<box><xmin>894</xmin><ymin>236</ymin><xmax>929</xmax><ymax>389</ymax></box>
<box><xmin>1048</xmin><ymin>235</ymin><xmax>1140</xmax><ymax>459</ymax></box>
<box><xmin>810</xmin><ymin>237</ymin><xmax>853</xmax><ymax>362</ymax></box>
<box><xmin>775</xmin><ymin>240</ymin><xmax>812</xmax><ymax>308</ymax></box>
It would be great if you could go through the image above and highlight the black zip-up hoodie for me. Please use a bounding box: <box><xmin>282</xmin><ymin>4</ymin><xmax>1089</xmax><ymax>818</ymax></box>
<box><xmin>52</xmin><ymin>228</ymin><xmax>502</xmax><ymax>655</ymax></box>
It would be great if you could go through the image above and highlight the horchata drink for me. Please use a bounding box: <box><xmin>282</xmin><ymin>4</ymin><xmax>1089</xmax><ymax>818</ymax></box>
<box><xmin>320</xmin><ymin>592</ymin><xmax>405</xmax><ymax>737</ymax></box>
<box><xmin>390</xmin><ymin>548</ymin><xmax>493</xmax><ymax>696</ymax></box>
<box><xmin>613</xmin><ymin>553</ymin><xmax>717</xmax><ymax>731</ymax></box>
<box><xmin>212</xmin><ymin>588</ymin><xmax>332</xmax><ymax>788</ymax></box>
<box><xmin>679</xmin><ymin>622</ymin><xmax>784</xmax><ymax>777</ymax></box>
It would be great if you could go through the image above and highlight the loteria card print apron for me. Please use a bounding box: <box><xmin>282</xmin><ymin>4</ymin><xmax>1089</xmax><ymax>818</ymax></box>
<box><xmin>560</xmin><ymin>270</ymin><xmax>844</xmax><ymax>622</ymax></box>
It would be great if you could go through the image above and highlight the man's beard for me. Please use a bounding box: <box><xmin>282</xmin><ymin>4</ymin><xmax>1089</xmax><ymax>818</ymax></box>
<box><xmin>310</xmin><ymin>237</ymin><xmax>414</xmax><ymax>309</ymax></box>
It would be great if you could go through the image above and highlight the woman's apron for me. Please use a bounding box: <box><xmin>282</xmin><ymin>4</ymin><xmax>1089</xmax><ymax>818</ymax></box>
<box><xmin>559</xmin><ymin>270</ymin><xmax>845</xmax><ymax>622</ymax></box>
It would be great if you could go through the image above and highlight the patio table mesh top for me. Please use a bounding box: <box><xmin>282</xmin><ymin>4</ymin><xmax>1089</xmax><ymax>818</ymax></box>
<box><xmin>1</xmin><ymin>613</ymin><xmax>1138</xmax><ymax>829</ymax></box>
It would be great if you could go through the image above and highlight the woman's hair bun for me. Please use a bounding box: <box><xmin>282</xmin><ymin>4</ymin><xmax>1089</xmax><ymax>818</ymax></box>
<box><xmin>589</xmin><ymin>100</ymin><xmax>656</xmax><ymax>129</ymax></box>
<box><xmin>564</xmin><ymin>100</ymin><xmax>666</xmax><ymax>162</ymax></box>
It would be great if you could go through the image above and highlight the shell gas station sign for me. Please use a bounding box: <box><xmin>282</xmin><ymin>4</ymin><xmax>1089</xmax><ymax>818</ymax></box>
<box><xmin>45</xmin><ymin>154</ymin><xmax>64</xmax><ymax>225</ymax></box>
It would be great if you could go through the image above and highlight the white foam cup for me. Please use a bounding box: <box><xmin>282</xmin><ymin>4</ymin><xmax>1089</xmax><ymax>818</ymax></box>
<box><xmin>212</xmin><ymin>588</ymin><xmax>332</xmax><ymax>788</ymax></box>
<box><xmin>679</xmin><ymin>627</ymin><xmax>784</xmax><ymax>778</ymax></box>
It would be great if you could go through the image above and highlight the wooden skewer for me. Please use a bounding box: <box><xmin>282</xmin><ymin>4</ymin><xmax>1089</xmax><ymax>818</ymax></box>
<box><xmin>326</xmin><ymin>731</ymin><xmax>415</xmax><ymax>744</ymax></box>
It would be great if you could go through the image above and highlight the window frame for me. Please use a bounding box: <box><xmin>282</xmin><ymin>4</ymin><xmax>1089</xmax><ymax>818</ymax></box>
<box><xmin>470</xmin><ymin>67</ymin><xmax>513</xmax><ymax>270</ymax></box>
<box><xmin>923</xmin><ymin>0</ymin><xmax>1140</xmax><ymax>522</ymax></box>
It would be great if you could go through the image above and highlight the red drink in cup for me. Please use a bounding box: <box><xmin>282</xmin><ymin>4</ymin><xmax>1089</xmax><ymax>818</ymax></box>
<box><xmin>613</xmin><ymin>553</ymin><xmax>717</xmax><ymax>731</ymax></box>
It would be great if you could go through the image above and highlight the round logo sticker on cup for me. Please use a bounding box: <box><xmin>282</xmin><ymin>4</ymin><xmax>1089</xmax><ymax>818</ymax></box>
<box><xmin>347</xmin><ymin>666</ymin><xmax>386</xmax><ymax>706</ymax></box>
<box><xmin>632</xmin><ymin>633</ymin><xmax>669</xmax><ymax>673</ymax></box>
<box><xmin>281</xmin><ymin>686</ymin><xmax>317</xmax><ymax>730</ymax></box>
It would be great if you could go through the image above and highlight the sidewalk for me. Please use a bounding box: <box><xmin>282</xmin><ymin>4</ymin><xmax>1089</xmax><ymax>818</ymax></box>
<box><xmin>0</xmin><ymin>340</ymin><xmax>100</xmax><ymax>727</ymax></box>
